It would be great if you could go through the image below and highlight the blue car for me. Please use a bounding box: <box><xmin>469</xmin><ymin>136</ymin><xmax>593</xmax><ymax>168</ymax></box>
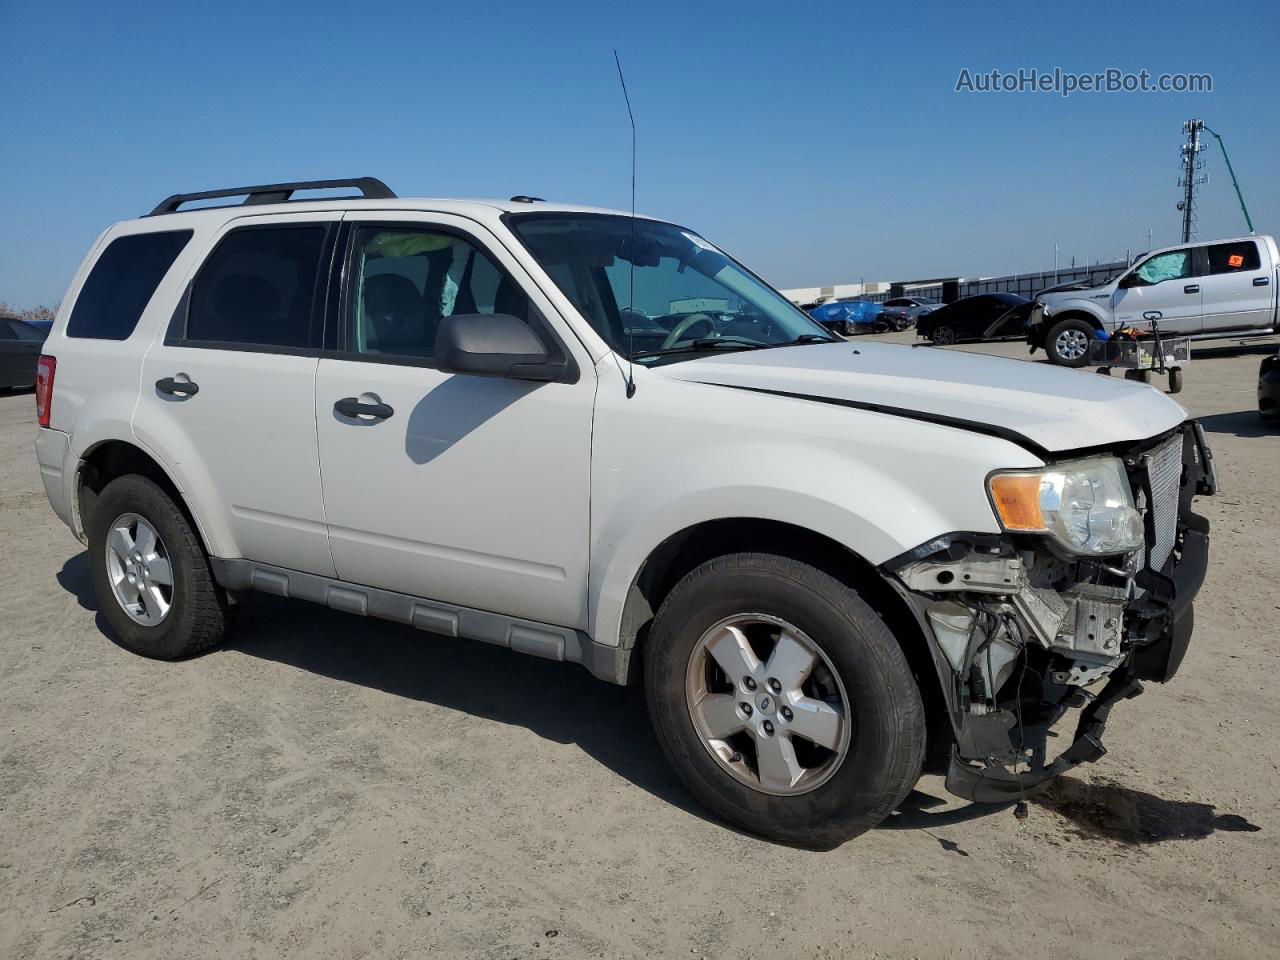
<box><xmin>807</xmin><ymin>300</ymin><xmax>884</xmax><ymax>336</ymax></box>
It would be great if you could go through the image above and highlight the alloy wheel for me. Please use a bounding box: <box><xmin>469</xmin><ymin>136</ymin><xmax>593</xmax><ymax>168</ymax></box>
<box><xmin>684</xmin><ymin>613</ymin><xmax>852</xmax><ymax>796</ymax></box>
<box><xmin>1055</xmin><ymin>328</ymin><xmax>1089</xmax><ymax>361</ymax></box>
<box><xmin>104</xmin><ymin>513</ymin><xmax>174</xmax><ymax>626</ymax></box>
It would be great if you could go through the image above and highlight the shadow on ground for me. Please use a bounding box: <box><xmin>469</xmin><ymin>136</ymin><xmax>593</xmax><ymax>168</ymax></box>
<box><xmin>1035</xmin><ymin>775</ymin><xmax>1261</xmax><ymax>844</ymax></box>
<box><xmin>58</xmin><ymin>554</ymin><xmax>1259</xmax><ymax>849</ymax></box>
<box><xmin>1196</xmin><ymin>409</ymin><xmax>1277</xmax><ymax>439</ymax></box>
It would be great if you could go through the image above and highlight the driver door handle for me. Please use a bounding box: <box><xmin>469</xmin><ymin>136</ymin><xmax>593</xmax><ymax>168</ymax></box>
<box><xmin>334</xmin><ymin>397</ymin><xmax>394</xmax><ymax>420</ymax></box>
<box><xmin>1183</xmin><ymin>284</ymin><xmax>1200</xmax><ymax>294</ymax></box>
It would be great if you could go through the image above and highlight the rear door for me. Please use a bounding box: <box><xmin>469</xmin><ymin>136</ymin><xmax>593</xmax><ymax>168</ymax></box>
<box><xmin>1198</xmin><ymin>239</ymin><xmax>1273</xmax><ymax>331</ymax></box>
<box><xmin>135</xmin><ymin>213</ymin><xmax>339</xmax><ymax>576</ymax></box>
<box><xmin>312</xmin><ymin>213</ymin><xmax>595</xmax><ymax>628</ymax></box>
<box><xmin>1111</xmin><ymin>247</ymin><xmax>1202</xmax><ymax>333</ymax></box>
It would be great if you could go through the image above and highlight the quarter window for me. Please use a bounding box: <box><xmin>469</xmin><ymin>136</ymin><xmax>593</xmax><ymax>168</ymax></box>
<box><xmin>1133</xmin><ymin>250</ymin><xmax>1192</xmax><ymax>285</ymax></box>
<box><xmin>345</xmin><ymin>226</ymin><xmax>532</xmax><ymax>361</ymax></box>
<box><xmin>67</xmin><ymin>231</ymin><xmax>192</xmax><ymax>339</ymax></box>
<box><xmin>187</xmin><ymin>225</ymin><xmax>329</xmax><ymax>349</ymax></box>
<box><xmin>1206</xmin><ymin>240</ymin><xmax>1260</xmax><ymax>274</ymax></box>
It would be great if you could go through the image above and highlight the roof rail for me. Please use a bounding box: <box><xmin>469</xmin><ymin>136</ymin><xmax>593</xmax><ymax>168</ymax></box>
<box><xmin>148</xmin><ymin>177</ymin><xmax>396</xmax><ymax>216</ymax></box>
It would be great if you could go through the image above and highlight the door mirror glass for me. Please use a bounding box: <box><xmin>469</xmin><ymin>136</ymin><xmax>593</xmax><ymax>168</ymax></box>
<box><xmin>1118</xmin><ymin>272</ymin><xmax>1140</xmax><ymax>289</ymax></box>
<box><xmin>434</xmin><ymin>313</ymin><xmax>561</xmax><ymax>381</ymax></box>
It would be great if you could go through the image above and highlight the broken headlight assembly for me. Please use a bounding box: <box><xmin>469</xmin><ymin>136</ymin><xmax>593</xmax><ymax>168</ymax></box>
<box><xmin>987</xmin><ymin>455</ymin><xmax>1143</xmax><ymax>557</ymax></box>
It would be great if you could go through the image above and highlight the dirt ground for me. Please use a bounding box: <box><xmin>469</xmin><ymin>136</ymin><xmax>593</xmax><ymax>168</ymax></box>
<box><xmin>1</xmin><ymin>334</ymin><xmax>1277</xmax><ymax>960</ymax></box>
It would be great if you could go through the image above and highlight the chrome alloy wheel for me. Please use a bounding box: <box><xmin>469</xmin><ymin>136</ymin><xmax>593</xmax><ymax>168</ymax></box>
<box><xmin>684</xmin><ymin>614</ymin><xmax>852</xmax><ymax>796</ymax></box>
<box><xmin>1054</xmin><ymin>327</ymin><xmax>1089</xmax><ymax>361</ymax></box>
<box><xmin>104</xmin><ymin>513</ymin><xmax>174</xmax><ymax>626</ymax></box>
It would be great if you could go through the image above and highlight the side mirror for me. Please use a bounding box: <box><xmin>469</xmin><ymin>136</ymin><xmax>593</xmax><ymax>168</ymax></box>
<box><xmin>1118</xmin><ymin>272</ymin><xmax>1141</xmax><ymax>289</ymax></box>
<box><xmin>434</xmin><ymin>313</ymin><xmax>564</xmax><ymax>381</ymax></box>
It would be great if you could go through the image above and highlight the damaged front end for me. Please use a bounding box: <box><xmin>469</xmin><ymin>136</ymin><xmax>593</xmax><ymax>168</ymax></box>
<box><xmin>884</xmin><ymin>422</ymin><xmax>1216</xmax><ymax>803</ymax></box>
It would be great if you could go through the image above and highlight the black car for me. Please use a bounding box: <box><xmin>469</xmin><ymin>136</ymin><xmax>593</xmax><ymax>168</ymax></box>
<box><xmin>0</xmin><ymin>317</ymin><xmax>48</xmax><ymax>389</ymax></box>
<box><xmin>1260</xmin><ymin>349</ymin><xmax>1280</xmax><ymax>422</ymax></box>
<box><xmin>916</xmin><ymin>293</ymin><xmax>1032</xmax><ymax>345</ymax></box>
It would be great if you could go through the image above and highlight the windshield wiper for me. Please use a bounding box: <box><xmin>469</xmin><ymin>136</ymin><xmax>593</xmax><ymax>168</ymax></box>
<box><xmin>629</xmin><ymin>337</ymin><xmax>768</xmax><ymax>360</ymax></box>
<box><xmin>781</xmin><ymin>333</ymin><xmax>839</xmax><ymax>345</ymax></box>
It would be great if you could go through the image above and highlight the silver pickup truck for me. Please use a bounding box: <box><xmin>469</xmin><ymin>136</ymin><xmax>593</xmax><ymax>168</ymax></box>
<box><xmin>1028</xmin><ymin>234</ymin><xmax>1279</xmax><ymax>366</ymax></box>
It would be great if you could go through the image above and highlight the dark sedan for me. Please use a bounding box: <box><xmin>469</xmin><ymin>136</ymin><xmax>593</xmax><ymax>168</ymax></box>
<box><xmin>916</xmin><ymin>293</ymin><xmax>1032</xmax><ymax>346</ymax></box>
<box><xmin>1</xmin><ymin>317</ymin><xmax>48</xmax><ymax>389</ymax></box>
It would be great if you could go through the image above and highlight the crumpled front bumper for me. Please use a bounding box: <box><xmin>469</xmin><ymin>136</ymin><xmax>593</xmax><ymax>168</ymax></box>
<box><xmin>885</xmin><ymin>421</ymin><xmax>1215</xmax><ymax>803</ymax></box>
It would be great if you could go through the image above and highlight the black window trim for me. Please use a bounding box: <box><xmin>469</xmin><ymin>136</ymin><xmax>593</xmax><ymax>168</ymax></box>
<box><xmin>165</xmin><ymin>220</ymin><xmax>340</xmax><ymax>357</ymax></box>
<box><xmin>322</xmin><ymin>217</ymin><xmax>578</xmax><ymax>383</ymax></box>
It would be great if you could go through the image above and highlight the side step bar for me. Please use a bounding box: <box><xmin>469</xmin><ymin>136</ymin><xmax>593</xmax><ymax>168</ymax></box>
<box><xmin>209</xmin><ymin>558</ymin><xmax>628</xmax><ymax>685</ymax></box>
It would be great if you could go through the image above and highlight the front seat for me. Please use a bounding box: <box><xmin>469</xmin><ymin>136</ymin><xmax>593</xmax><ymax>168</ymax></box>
<box><xmin>362</xmin><ymin>274</ymin><xmax>425</xmax><ymax>354</ymax></box>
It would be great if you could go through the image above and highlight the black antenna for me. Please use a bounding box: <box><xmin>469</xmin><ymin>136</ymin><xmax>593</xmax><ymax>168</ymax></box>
<box><xmin>614</xmin><ymin>49</ymin><xmax>638</xmax><ymax>399</ymax></box>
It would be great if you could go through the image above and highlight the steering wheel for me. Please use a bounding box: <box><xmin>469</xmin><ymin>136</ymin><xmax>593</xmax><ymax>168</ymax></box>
<box><xmin>661</xmin><ymin>313</ymin><xmax>716</xmax><ymax>350</ymax></box>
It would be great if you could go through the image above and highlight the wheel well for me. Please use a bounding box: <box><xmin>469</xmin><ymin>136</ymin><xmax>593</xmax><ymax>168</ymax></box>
<box><xmin>619</xmin><ymin>518</ymin><xmax>951</xmax><ymax>764</ymax></box>
<box><xmin>78</xmin><ymin>441</ymin><xmax>192</xmax><ymax>539</ymax></box>
<box><xmin>1048</xmin><ymin>311</ymin><xmax>1102</xmax><ymax>331</ymax></box>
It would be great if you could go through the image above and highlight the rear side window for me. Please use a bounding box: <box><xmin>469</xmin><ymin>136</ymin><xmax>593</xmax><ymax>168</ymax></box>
<box><xmin>67</xmin><ymin>231</ymin><xmax>192</xmax><ymax>339</ymax></box>
<box><xmin>1206</xmin><ymin>240</ymin><xmax>1260</xmax><ymax>274</ymax></box>
<box><xmin>187</xmin><ymin>225</ymin><xmax>329</xmax><ymax>349</ymax></box>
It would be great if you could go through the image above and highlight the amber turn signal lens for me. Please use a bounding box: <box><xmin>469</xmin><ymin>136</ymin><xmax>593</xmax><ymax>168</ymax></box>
<box><xmin>989</xmin><ymin>473</ymin><xmax>1045</xmax><ymax>531</ymax></box>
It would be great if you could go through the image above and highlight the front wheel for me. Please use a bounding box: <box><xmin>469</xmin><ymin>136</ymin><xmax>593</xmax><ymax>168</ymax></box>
<box><xmin>1045</xmin><ymin>318</ymin><xmax>1094</xmax><ymax>367</ymax></box>
<box><xmin>88</xmin><ymin>474</ymin><xmax>234</xmax><ymax>659</ymax></box>
<box><xmin>930</xmin><ymin>325</ymin><xmax>956</xmax><ymax>345</ymax></box>
<box><xmin>644</xmin><ymin>553</ymin><xmax>926</xmax><ymax>848</ymax></box>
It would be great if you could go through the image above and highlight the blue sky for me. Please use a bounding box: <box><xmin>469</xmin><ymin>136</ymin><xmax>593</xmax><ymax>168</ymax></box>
<box><xmin>2</xmin><ymin>0</ymin><xmax>1276</xmax><ymax>307</ymax></box>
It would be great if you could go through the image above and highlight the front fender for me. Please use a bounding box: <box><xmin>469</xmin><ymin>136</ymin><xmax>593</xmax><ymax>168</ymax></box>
<box><xmin>586</xmin><ymin>366</ymin><xmax>1043</xmax><ymax>649</ymax></box>
<box><xmin>1042</xmin><ymin>297</ymin><xmax>1110</xmax><ymax>327</ymax></box>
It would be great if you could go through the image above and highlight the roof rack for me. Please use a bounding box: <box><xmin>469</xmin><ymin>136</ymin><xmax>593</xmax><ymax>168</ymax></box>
<box><xmin>148</xmin><ymin>177</ymin><xmax>396</xmax><ymax>216</ymax></box>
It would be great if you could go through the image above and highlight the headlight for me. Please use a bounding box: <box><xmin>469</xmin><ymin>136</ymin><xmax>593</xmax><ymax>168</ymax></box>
<box><xmin>988</xmin><ymin>455</ymin><xmax>1143</xmax><ymax>556</ymax></box>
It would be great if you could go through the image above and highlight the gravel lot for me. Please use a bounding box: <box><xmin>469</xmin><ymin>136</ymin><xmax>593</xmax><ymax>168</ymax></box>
<box><xmin>1</xmin><ymin>334</ymin><xmax>1277</xmax><ymax>960</ymax></box>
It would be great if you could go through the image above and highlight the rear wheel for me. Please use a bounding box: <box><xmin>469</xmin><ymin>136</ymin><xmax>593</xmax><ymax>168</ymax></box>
<box><xmin>930</xmin><ymin>325</ymin><xmax>956</xmax><ymax>345</ymax></box>
<box><xmin>644</xmin><ymin>553</ymin><xmax>926</xmax><ymax>848</ymax></box>
<box><xmin>1045</xmin><ymin>318</ymin><xmax>1094</xmax><ymax>367</ymax></box>
<box><xmin>88</xmin><ymin>475</ymin><xmax>234</xmax><ymax>659</ymax></box>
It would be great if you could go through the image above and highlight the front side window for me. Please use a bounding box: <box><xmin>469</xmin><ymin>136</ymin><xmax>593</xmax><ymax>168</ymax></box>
<box><xmin>1206</xmin><ymin>240</ymin><xmax>1260</xmax><ymax>274</ymax></box>
<box><xmin>67</xmin><ymin>230</ymin><xmax>192</xmax><ymax>339</ymax></box>
<box><xmin>508</xmin><ymin>214</ymin><xmax>832</xmax><ymax>363</ymax></box>
<box><xmin>345</xmin><ymin>226</ymin><xmax>533</xmax><ymax>361</ymax></box>
<box><xmin>187</xmin><ymin>225</ymin><xmax>328</xmax><ymax>349</ymax></box>
<box><xmin>1133</xmin><ymin>249</ymin><xmax>1192</xmax><ymax>286</ymax></box>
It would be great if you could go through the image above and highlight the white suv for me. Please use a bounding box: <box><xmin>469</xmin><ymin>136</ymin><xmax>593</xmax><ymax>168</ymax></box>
<box><xmin>34</xmin><ymin>179</ymin><xmax>1216</xmax><ymax>846</ymax></box>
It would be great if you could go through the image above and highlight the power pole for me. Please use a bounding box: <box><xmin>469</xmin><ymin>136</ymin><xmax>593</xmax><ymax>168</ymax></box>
<box><xmin>1178</xmin><ymin>119</ymin><xmax>1207</xmax><ymax>243</ymax></box>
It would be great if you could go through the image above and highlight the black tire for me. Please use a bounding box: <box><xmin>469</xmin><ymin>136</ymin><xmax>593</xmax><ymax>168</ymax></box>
<box><xmin>840</xmin><ymin>320</ymin><xmax>852</xmax><ymax>336</ymax></box>
<box><xmin>1124</xmin><ymin>369</ymin><xmax>1151</xmax><ymax>384</ymax></box>
<box><xmin>930</xmin><ymin>325</ymin><xmax>956</xmax><ymax>345</ymax></box>
<box><xmin>1168</xmin><ymin>368</ymin><xmax>1183</xmax><ymax>394</ymax></box>
<box><xmin>644</xmin><ymin>553</ymin><xmax>926</xmax><ymax>848</ymax></box>
<box><xmin>88</xmin><ymin>474</ymin><xmax>234</xmax><ymax>659</ymax></box>
<box><xmin>1044</xmin><ymin>317</ymin><xmax>1094</xmax><ymax>367</ymax></box>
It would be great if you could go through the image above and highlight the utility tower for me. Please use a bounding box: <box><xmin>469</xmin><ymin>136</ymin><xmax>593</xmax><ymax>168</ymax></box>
<box><xmin>1178</xmin><ymin>119</ymin><xmax>1208</xmax><ymax>242</ymax></box>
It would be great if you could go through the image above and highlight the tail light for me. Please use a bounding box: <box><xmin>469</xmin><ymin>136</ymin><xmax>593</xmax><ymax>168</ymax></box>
<box><xmin>35</xmin><ymin>355</ymin><xmax>56</xmax><ymax>428</ymax></box>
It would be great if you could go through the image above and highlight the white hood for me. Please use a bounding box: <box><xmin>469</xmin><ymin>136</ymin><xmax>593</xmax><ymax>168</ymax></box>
<box><xmin>663</xmin><ymin>342</ymin><xmax>1187</xmax><ymax>453</ymax></box>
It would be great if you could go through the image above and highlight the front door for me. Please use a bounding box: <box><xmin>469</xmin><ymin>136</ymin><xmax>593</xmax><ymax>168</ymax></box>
<box><xmin>1112</xmin><ymin>247</ymin><xmax>1202</xmax><ymax>334</ymax></box>
<box><xmin>313</xmin><ymin>214</ymin><xmax>595</xmax><ymax>629</ymax></box>
<box><xmin>135</xmin><ymin>213</ymin><xmax>338</xmax><ymax>576</ymax></box>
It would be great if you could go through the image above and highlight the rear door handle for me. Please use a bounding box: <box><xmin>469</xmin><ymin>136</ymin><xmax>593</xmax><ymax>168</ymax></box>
<box><xmin>334</xmin><ymin>397</ymin><xmax>394</xmax><ymax>420</ymax></box>
<box><xmin>1253</xmin><ymin>276</ymin><xmax>1270</xmax><ymax>286</ymax></box>
<box><xmin>156</xmin><ymin>376</ymin><xmax>199</xmax><ymax>398</ymax></box>
<box><xmin>1183</xmin><ymin>284</ymin><xmax>1200</xmax><ymax>294</ymax></box>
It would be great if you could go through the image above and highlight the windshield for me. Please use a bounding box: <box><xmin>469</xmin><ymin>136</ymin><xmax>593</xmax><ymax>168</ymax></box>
<box><xmin>507</xmin><ymin>213</ymin><xmax>833</xmax><ymax>363</ymax></box>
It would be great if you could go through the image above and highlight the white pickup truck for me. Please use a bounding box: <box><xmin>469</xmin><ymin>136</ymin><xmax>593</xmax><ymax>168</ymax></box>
<box><xmin>1028</xmin><ymin>234</ymin><xmax>1279</xmax><ymax>366</ymax></box>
